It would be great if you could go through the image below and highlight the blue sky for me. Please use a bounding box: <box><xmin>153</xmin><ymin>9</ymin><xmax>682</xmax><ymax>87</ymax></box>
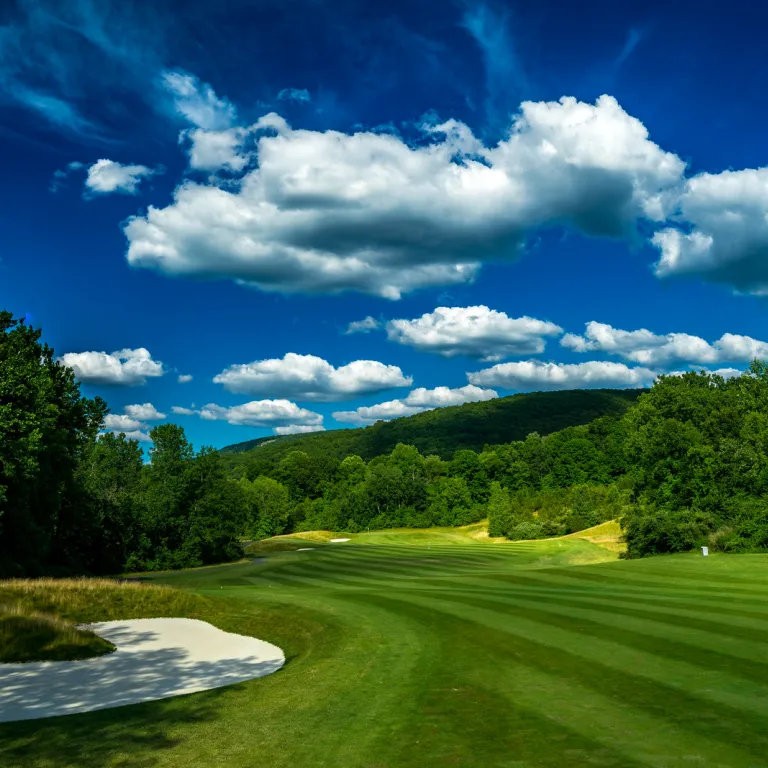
<box><xmin>4</xmin><ymin>0</ymin><xmax>768</xmax><ymax>451</ymax></box>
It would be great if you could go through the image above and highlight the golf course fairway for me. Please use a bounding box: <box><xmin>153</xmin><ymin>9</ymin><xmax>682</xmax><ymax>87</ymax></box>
<box><xmin>2</xmin><ymin>529</ymin><xmax>768</xmax><ymax>768</ymax></box>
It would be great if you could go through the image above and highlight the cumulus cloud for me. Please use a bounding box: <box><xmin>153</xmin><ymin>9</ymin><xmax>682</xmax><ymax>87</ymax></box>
<box><xmin>123</xmin><ymin>403</ymin><xmax>166</xmax><ymax>420</ymax></box>
<box><xmin>332</xmin><ymin>384</ymin><xmax>497</xmax><ymax>426</ymax></box>
<box><xmin>161</xmin><ymin>70</ymin><xmax>237</xmax><ymax>130</ymax></box>
<box><xmin>193</xmin><ymin>399</ymin><xmax>323</xmax><ymax>433</ymax></box>
<box><xmin>274</xmin><ymin>424</ymin><xmax>325</xmax><ymax>435</ymax></box>
<box><xmin>666</xmin><ymin>366</ymin><xmax>743</xmax><ymax>380</ymax></box>
<box><xmin>386</xmin><ymin>305</ymin><xmax>562</xmax><ymax>361</ymax></box>
<box><xmin>101</xmin><ymin>403</ymin><xmax>165</xmax><ymax>442</ymax></box>
<box><xmin>345</xmin><ymin>316</ymin><xmax>381</xmax><ymax>334</ymax></box>
<box><xmin>171</xmin><ymin>406</ymin><xmax>196</xmax><ymax>415</ymax></box>
<box><xmin>213</xmin><ymin>353</ymin><xmax>411</xmax><ymax>401</ymax></box>
<box><xmin>124</xmin><ymin>94</ymin><xmax>685</xmax><ymax>298</ymax></box>
<box><xmin>85</xmin><ymin>159</ymin><xmax>159</xmax><ymax>195</ymax></box>
<box><xmin>180</xmin><ymin>127</ymin><xmax>251</xmax><ymax>173</ymax></box>
<box><xmin>468</xmin><ymin>359</ymin><xmax>656</xmax><ymax>391</ymax></box>
<box><xmin>562</xmin><ymin>321</ymin><xmax>768</xmax><ymax>366</ymax></box>
<box><xmin>651</xmin><ymin>168</ymin><xmax>768</xmax><ymax>295</ymax></box>
<box><xmin>57</xmin><ymin>348</ymin><xmax>165</xmax><ymax>386</ymax></box>
<box><xmin>177</xmin><ymin>374</ymin><xmax>193</xmax><ymax>383</ymax></box>
<box><xmin>277</xmin><ymin>88</ymin><xmax>311</xmax><ymax>103</ymax></box>
<box><xmin>103</xmin><ymin>414</ymin><xmax>145</xmax><ymax>432</ymax></box>
<box><xmin>53</xmin><ymin>159</ymin><xmax>159</xmax><ymax>196</ymax></box>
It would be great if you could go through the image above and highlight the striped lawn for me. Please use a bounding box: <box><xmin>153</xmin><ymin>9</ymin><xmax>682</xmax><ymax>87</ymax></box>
<box><xmin>2</xmin><ymin>538</ymin><xmax>768</xmax><ymax>768</ymax></box>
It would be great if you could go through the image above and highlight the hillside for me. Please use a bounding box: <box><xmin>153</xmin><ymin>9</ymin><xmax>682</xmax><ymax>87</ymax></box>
<box><xmin>219</xmin><ymin>387</ymin><xmax>643</xmax><ymax>465</ymax></box>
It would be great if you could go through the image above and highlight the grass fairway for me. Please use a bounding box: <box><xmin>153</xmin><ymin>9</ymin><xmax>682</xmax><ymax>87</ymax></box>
<box><xmin>2</xmin><ymin>534</ymin><xmax>768</xmax><ymax>768</ymax></box>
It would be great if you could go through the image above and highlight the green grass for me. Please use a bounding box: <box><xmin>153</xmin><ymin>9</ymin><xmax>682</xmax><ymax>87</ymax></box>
<box><xmin>0</xmin><ymin>605</ymin><xmax>115</xmax><ymax>663</ymax></box>
<box><xmin>2</xmin><ymin>536</ymin><xmax>768</xmax><ymax>767</ymax></box>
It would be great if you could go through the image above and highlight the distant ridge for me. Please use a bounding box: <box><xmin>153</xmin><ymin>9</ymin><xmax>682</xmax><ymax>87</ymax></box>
<box><xmin>218</xmin><ymin>387</ymin><xmax>644</xmax><ymax>464</ymax></box>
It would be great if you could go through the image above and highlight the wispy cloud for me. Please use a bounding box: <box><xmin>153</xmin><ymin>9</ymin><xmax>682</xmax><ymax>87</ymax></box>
<box><xmin>0</xmin><ymin>0</ymin><xmax>167</xmax><ymax>140</ymax></box>
<box><xmin>277</xmin><ymin>88</ymin><xmax>311</xmax><ymax>103</ymax></box>
<box><xmin>614</xmin><ymin>26</ymin><xmax>646</xmax><ymax>69</ymax></box>
<box><xmin>460</xmin><ymin>2</ymin><xmax>529</xmax><ymax>139</ymax></box>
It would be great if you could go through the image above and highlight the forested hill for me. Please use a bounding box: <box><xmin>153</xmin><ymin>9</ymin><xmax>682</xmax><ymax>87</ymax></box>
<box><xmin>219</xmin><ymin>388</ymin><xmax>644</xmax><ymax>465</ymax></box>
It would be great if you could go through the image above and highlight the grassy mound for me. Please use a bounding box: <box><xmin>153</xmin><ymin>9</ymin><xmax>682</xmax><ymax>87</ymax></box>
<box><xmin>0</xmin><ymin>606</ymin><xmax>114</xmax><ymax>663</ymax></box>
<box><xmin>561</xmin><ymin>519</ymin><xmax>626</xmax><ymax>553</ymax></box>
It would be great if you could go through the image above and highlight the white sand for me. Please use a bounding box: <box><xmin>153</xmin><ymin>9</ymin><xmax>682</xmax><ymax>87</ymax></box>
<box><xmin>296</xmin><ymin>548</ymin><xmax>315</xmax><ymax>551</ymax></box>
<box><xmin>330</xmin><ymin>538</ymin><xmax>351</xmax><ymax>543</ymax></box>
<box><xmin>0</xmin><ymin>618</ymin><xmax>284</xmax><ymax>723</ymax></box>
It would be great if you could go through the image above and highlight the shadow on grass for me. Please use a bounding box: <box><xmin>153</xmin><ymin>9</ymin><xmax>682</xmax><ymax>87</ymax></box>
<box><xmin>0</xmin><ymin>684</ymin><xmax>236</xmax><ymax>768</ymax></box>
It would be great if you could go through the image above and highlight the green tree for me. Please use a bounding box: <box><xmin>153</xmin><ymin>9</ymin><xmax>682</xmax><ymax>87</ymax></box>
<box><xmin>70</xmin><ymin>432</ymin><xmax>145</xmax><ymax>573</ymax></box>
<box><xmin>0</xmin><ymin>312</ymin><xmax>106</xmax><ymax>576</ymax></box>
<box><xmin>240</xmin><ymin>475</ymin><xmax>291</xmax><ymax>540</ymax></box>
<box><xmin>487</xmin><ymin>482</ymin><xmax>514</xmax><ymax>537</ymax></box>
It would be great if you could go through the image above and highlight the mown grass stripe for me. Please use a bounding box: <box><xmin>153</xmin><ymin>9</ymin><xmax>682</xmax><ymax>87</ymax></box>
<box><xmin>350</xmin><ymin>592</ymin><xmax>766</xmax><ymax>767</ymax></box>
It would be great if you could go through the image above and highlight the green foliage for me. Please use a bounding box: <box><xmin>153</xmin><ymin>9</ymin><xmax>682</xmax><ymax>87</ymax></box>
<box><xmin>0</xmin><ymin>312</ymin><xmax>106</xmax><ymax>576</ymax></box>
<box><xmin>0</xmin><ymin>311</ymin><xmax>246</xmax><ymax>576</ymax></box>
<box><xmin>620</xmin><ymin>362</ymin><xmax>768</xmax><ymax>557</ymax></box>
<box><xmin>240</xmin><ymin>475</ymin><xmax>290</xmax><ymax>539</ymax></box>
<box><xmin>220</xmin><ymin>388</ymin><xmax>642</xmax><ymax>469</ymax></box>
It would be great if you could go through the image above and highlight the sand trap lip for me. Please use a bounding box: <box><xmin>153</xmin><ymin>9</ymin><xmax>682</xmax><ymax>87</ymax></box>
<box><xmin>329</xmin><ymin>538</ymin><xmax>351</xmax><ymax>543</ymax></box>
<box><xmin>0</xmin><ymin>618</ymin><xmax>284</xmax><ymax>723</ymax></box>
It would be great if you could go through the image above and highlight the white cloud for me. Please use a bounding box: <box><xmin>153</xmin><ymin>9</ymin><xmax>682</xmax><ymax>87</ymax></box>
<box><xmin>273</xmin><ymin>424</ymin><xmax>325</xmax><ymax>435</ymax></box>
<box><xmin>213</xmin><ymin>353</ymin><xmax>412</xmax><ymax>401</ymax></box>
<box><xmin>124</xmin><ymin>94</ymin><xmax>685</xmax><ymax>299</ymax></box>
<box><xmin>196</xmin><ymin>400</ymin><xmax>323</xmax><ymax>433</ymax></box>
<box><xmin>386</xmin><ymin>306</ymin><xmax>562</xmax><ymax>361</ymax></box>
<box><xmin>277</xmin><ymin>88</ymin><xmax>311</xmax><ymax>103</ymax></box>
<box><xmin>332</xmin><ymin>384</ymin><xmax>497</xmax><ymax>426</ymax></box>
<box><xmin>404</xmin><ymin>384</ymin><xmax>498</xmax><ymax>407</ymax></box>
<box><xmin>101</xmin><ymin>403</ymin><xmax>165</xmax><ymax>441</ymax></box>
<box><xmin>171</xmin><ymin>406</ymin><xmax>196</xmax><ymax>415</ymax></box>
<box><xmin>57</xmin><ymin>348</ymin><xmax>165</xmax><ymax>386</ymax></box>
<box><xmin>562</xmin><ymin>321</ymin><xmax>768</xmax><ymax>366</ymax></box>
<box><xmin>333</xmin><ymin>399</ymin><xmax>423</xmax><ymax>425</ymax></box>
<box><xmin>651</xmin><ymin>168</ymin><xmax>768</xmax><ymax>295</ymax></box>
<box><xmin>181</xmin><ymin>127</ymin><xmax>250</xmax><ymax>173</ymax></box>
<box><xmin>114</xmin><ymin>429</ymin><xmax>151</xmax><ymax>442</ymax></box>
<box><xmin>85</xmin><ymin>159</ymin><xmax>158</xmax><ymax>195</ymax></box>
<box><xmin>161</xmin><ymin>70</ymin><xmax>237</xmax><ymax>130</ymax></box>
<box><xmin>345</xmin><ymin>316</ymin><xmax>381</xmax><ymax>334</ymax></box>
<box><xmin>666</xmin><ymin>366</ymin><xmax>743</xmax><ymax>380</ymax></box>
<box><xmin>468</xmin><ymin>360</ymin><xmax>655</xmax><ymax>390</ymax></box>
<box><xmin>177</xmin><ymin>374</ymin><xmax>193</xmax><ymax>383</ymax></box>
<box><xmin>103</xmin><ymin>414</ymin><xmax>145</xmax><ymax>432</ymax></box>
<box><xmin>123</xmin><ymin>403</ymin><xmax>166</xmax><ymax>420</ymax></box>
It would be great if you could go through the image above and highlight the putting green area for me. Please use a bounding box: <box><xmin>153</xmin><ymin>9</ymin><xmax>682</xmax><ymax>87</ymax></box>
<box><xmin>2</xmin><ymin>529</ymin><xmax>768</xmax><ymax>768</ymax></box>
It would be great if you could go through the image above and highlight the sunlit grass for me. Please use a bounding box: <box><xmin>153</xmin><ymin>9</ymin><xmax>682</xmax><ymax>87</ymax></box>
<box><xmin>2</xmin><ymin>537</ymin><xmax>767</xmax><ymax>768</ymax></box>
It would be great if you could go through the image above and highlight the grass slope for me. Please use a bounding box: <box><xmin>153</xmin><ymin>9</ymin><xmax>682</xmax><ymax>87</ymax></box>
<box><xmin>0</xmin><ymin>605</ymin><xmax>114</xmax><ymax>663</ymax></box>
<box><xmin>220</xmin><ymin>387</ymin><xmax>642</xmax><ymax>463</ymax></box>
<box><xmin>3</xmin><ymin>538</ymin><xmax>768</xmax><ymax>767</ymax></box>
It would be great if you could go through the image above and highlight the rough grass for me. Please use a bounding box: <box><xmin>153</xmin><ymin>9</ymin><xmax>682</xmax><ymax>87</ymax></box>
<box><xmin>2</xmin><ymin>539</ymin><xmax>768</xmax><ymax>768</ymax></box>
<box><xmin>0</xmin><ymin>605</ymin><xmax>114</xmax><ymax>663</ymax></box>
<box><xmin>561</xmin><ymin>519</ymin><xmax>626</xmax><ymax>553</ymax></box>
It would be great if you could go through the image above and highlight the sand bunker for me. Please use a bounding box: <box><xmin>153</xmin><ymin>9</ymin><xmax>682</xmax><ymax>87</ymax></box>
<box><xmin>296</xmin><ymin>548</ymin><xmax>315</xmax><ymax>551</ymax></box>
<box><xmin>0</xmin><ymin>618</ymin><xmax>284</xmax><ymax>723</ymax></box>
<box><xmin>330</xmin><ymin>538</ymin><xmax>351</xmax><ymax>543</ymax></box>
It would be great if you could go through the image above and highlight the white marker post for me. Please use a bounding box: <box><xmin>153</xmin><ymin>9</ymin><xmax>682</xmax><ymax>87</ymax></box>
<box><xmin>702</xmin><ymin>546</ymin><xmax>709</xmax><ymax>557</ymax></box>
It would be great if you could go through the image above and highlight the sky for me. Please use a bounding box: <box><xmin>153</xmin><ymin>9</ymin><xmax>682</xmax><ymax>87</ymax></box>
<box><xmin>4</xmin><ymin>0</ymin><xmax>768</xmax><ymax>451</ymax></box>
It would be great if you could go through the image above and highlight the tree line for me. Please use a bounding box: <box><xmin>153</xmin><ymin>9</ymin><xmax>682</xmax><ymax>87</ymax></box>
<box><xmin>4</xmin><ymin>308</ymin><xmax>768</xmax><ymax>577</ymax></box>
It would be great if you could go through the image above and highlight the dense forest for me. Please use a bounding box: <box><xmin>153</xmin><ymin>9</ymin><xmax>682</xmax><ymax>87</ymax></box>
<box><xmin>4</xmin><ymin>309</ymin><xmax>768</xmax><ymax>577</ymax></box>
<box><xmin>219</xmin><ymin>387</ymin><xmax>642</xmax><ymax>464</ymax></box>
